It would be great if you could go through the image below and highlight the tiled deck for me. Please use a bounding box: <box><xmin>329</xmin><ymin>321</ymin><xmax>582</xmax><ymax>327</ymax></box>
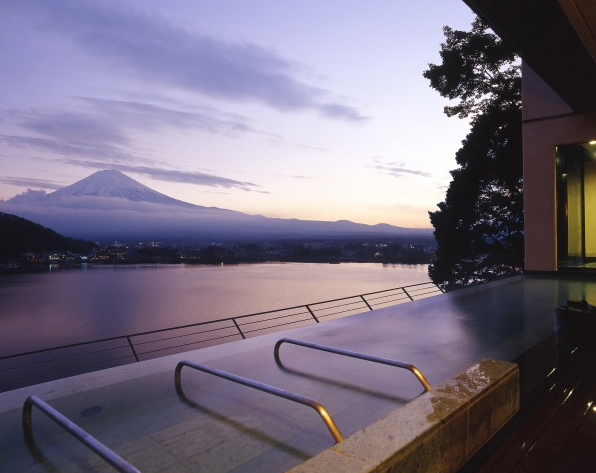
<box><xmin>0</xmin><ymin>275</ymin><xmax>594</xmax><ymax>472</ymax></box>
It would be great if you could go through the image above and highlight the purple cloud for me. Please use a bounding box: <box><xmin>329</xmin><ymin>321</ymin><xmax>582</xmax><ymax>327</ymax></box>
<box><xmin>0</xmin><ymin>134</ymin><xmax>261</xmax><ymax>192</ymax></box>
<box><xmin>75</xmin><ymin>97</ymin><xmax>257</xmax><ymax>136</ymax></box>
<box><xmin>9</xmin><ymin>109</ymin><xmax>130</xmax><ymax>147</ymax></box>
<box><xmin>103</xmin><ymin>165</ymin><xmax>261</xmax><ymax>192</ymax></box>
<box><xmin>372</xmin><ymin>159</ymin><xmax>432</xmax><ymax>178</ymax></box>
<box><xmin>9</xmin><ymin>0</ymin><xmax>367</xmax><ymax>122</ymax></box>
<box><xmin>0</xmin><ymin>177</ymin><xmax>63</xmax><ymax>190</ymax></box>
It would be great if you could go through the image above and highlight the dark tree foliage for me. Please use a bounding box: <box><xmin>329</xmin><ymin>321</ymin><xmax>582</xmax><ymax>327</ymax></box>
<box><xmin>0</xmin><ymin>212</ymin><xmax>97</xmax><ymax>261</ymax></box>
<box><xmin>423</xmin><ymin>18</ymin><xmax>523</xmax><ymax>290</ymax></box>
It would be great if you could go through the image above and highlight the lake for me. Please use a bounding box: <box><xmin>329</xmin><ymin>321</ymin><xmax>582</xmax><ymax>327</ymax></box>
<box><xmin>0</xmin><ymin>262</ymin><xmax>429</xmax><ymax>356</ymax></box>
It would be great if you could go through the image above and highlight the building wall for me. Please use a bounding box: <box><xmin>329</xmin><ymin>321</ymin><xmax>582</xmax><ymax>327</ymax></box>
<box><xmin>522</xmin><ymin>63</ymin><xmax>596</xmax><ymax>271</ymax></box>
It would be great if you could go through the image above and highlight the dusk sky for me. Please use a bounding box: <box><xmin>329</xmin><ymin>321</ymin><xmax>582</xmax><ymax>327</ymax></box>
<box><xmin>0</xmin><ymin>0</ymin><xmax>476</xmax><ymax>228</ymax></box>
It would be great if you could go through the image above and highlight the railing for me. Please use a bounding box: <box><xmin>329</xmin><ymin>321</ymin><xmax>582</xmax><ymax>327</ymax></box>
<box><xmin>274</xmin><ymin>338</ymin><xmax>432</xmax><ymax>391</ymax></box>
<box><xmin>23</xmin><ymin>395</ymin><xmax>140</xmax><ymax>473</ymax></box>
<box><xmin>0</xmin><ymin>281</ymin><xmax>443</xmax><ymax>392</ymax></box>
<box><xmin>175</xmin><ymin>360</ymin><xmax>344</xmax><ymax>443</ymax></box>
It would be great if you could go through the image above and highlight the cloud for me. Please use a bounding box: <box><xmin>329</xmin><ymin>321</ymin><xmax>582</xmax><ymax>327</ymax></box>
<box><xmin>9</xmin><ymin>108</ymin><xmax>130</xmax><ymax>147</ymax></box>
<box><xmin>1</xmin><ymin>96</ymin><xmax>284</xmax><ymax>172</ymax></box>
<box><xmin>372</xmin><ymin>159</ymin><xmax>432</xmax><ymax>179</ymax></box>
<box><xmin>1</xmin><ymin>189</ymin><xmax>48</xmax><ymax>204</ymax></box>
<box><xmin>7</xmin><ymin>96</ymin><xmax>259</xmax><ymax>145</ymax></box>
<box><xmin>75</xmin><ymin>97</ymin><xmax>258</xmax><ymax>136</ymax></box>
<box><xmin>0</xmin><ymin>134</ymin><xmax>262</xmax><ymax>192</ymax></box>
<box><xmin>11</xmin><ymin>0</ymin><xmax>367</xmax><ymax>122</ymax></box>
<box><xmin>0</xmin><ymin>177</ymin><xmax>63</xmax><ymax>190</ymax></box>
<box><xmin>1</xmin><ymin>95</ymin><xmax>270</xmax><ymax>193</ymax></box>
<box><xmin>288</xmin><ymin>175</ymin><xmax>315</xmax><ymax>180</ymax></box>
<box><xmin>0</xmin><ymin>133</ymin><xmax>136</xmax><ymax>164</ymax></box>
<box><xmin>108</xmin><ymin>165</ymin><xmax>261</xmax><ymax>192</ymax></box>
<box><xmin>318</xmin><ymin>103</ymin><xmax>367</xmax><ymax>122</ymax></box>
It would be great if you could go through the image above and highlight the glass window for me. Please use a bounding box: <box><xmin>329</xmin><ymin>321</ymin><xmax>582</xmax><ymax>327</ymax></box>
<box><xmin>556</xmin><ymin>142</ymin><xmax>596</xmax><ymax>269</ymax></box>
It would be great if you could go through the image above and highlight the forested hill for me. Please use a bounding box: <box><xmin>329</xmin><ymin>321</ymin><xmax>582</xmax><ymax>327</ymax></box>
<box><xmin>0</xmin><ymin>212</ymin><xmax>97</xmax><ymax>262</ymax></box>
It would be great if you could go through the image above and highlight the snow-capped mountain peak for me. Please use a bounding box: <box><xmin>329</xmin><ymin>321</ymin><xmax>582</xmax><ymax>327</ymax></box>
<box><xmin>48</xmin><ymin>170</ymin><xmax>193</xmax><ymax>207</ymax></box>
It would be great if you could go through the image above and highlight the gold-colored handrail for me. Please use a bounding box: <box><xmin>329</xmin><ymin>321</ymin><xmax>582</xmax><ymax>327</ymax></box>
<box><xmin>274</xmin><ymin>338</ymin><xmax>432</xmax><ymax>392</ymax></box>
<box><xmin>175</xmin><ymin>360</ymin><xmax>343</xmax><ymax>443</ymax></box>
<box><xmin>22</xmin><ymin>395</ymin><xmax>140</xmax><ymax>473</ymax></box>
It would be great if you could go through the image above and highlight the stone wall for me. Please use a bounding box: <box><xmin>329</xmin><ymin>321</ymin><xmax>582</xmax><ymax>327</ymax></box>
<box><xmin>285</xmin><ymin>358</ymin><xmax>519</xmax><ymax>473</ymax></box>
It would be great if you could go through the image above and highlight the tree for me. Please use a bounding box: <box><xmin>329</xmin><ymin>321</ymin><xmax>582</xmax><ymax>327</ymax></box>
<box><xmin>423</xmin><ymin>18</ymin><xmax>523</xmax><ymax>290</ymax></box>
<box><xmin>0</xmin><ymin>212</ymin><xmax>97</xmax><ymax>262</ymax></box>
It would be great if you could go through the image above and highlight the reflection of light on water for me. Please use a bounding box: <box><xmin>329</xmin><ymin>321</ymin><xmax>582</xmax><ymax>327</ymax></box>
<box><xmin>49</xmin><ymin>264</ymin><xmax>60</xmax><ymax>271</ymax></box>
<box><xmin>562</xmin><ymin>388</ymin><xmax>574</xmax><ymax>405</ymax></box>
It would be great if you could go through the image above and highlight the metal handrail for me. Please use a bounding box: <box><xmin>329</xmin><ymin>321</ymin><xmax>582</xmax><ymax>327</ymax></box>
<box><xmin>274</xmin><ymin>338</ymin><xmax>432</xmax><ymax>392</ymax></box>
<box><xmin>22</xmin><ymin>395</ymin><xmax>140</xmax><ymax>473</ymax></box>
<box><xmin>174</xmin><ymin>360</ymin><xmax>344</xmax><ymax>443</ymax></box>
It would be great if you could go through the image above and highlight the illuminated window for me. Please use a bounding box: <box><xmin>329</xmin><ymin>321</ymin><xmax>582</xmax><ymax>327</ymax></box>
<box><xmin>556</xmin><ymin>142</ymin><xmax>596</xmax><ymax>269</ymax></box>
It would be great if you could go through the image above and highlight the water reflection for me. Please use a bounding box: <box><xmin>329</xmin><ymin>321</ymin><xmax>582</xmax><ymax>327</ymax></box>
<box><xmin>0</xmin><ymin>263</ymin><xmax>430</xmax><ymax>356</ymax></box>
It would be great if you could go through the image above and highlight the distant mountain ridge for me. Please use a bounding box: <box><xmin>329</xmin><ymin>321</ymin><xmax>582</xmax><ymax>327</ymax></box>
<box><xmin>1</xmin><ymin>170</ymin><xmax>433</xmax><ymax>243</ymax></box>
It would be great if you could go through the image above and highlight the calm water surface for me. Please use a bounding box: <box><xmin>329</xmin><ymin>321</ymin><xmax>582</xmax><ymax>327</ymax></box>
<box><xmin>0</xmin><ymin>262</ymin><xmax>429</xmax><ymax>356</ymax></box>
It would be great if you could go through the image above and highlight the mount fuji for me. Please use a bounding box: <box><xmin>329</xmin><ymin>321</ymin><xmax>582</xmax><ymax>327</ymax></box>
<box><xmin>1</xmin><ymin>170</ymin><xmax>432</xmax><ymax>243</ymax></box>
<box><xmin>48</xmin><ymin>170</ymin><xmax>195</xmax><ymax>206</ymax></box>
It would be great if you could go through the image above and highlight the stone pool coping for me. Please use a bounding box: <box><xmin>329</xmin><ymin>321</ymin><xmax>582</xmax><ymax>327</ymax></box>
<box><xmin>285</xmin><ymin>358</ymin><xmax>519</xmax><ymax>473</ymax></box>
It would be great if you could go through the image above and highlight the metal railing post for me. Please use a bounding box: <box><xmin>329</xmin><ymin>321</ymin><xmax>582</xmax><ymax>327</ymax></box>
<box><xmin>305</xmin><ymin>305</ymin><xmax>320</xmax><ymax>323</ymax></box>
<box><xmin>232</xmin><ymin>318</ymin><xmax>246</xmax><ymax>339</ymax></box>
<box><xmin>360</xmin><ymin>295</ymin><xmax>373</xmax><ymax>311</ymax></box>
<box><xmin>126</xmin><ymin>337</ymin><xmax>140</xmax><ymax>362</ymax></box>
